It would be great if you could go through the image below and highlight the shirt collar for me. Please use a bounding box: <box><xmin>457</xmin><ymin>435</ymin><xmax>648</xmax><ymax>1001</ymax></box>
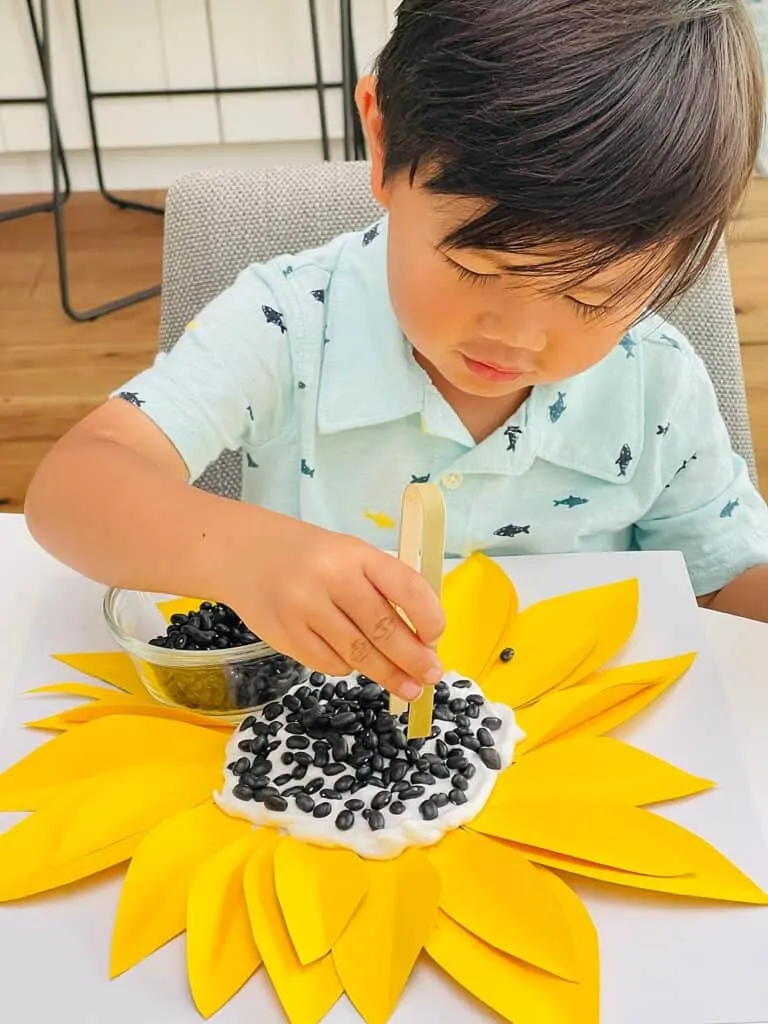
<box><xmin>317</xmin><ymin>217</ymin><xmax>425</xmax><ymax>434</ymax></box>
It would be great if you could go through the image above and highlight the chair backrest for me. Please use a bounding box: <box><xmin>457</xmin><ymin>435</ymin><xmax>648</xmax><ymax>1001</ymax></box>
<box><xmin>160</xmin><ymin>163</ymin><xmax>757</xmax><ymax>497</ymax></box>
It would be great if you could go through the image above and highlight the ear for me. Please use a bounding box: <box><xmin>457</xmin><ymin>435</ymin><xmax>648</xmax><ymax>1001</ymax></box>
<box><xmin>355</xmin><ymin>75</ymin><xmax>388</xmax><ymax>206</ymax></box>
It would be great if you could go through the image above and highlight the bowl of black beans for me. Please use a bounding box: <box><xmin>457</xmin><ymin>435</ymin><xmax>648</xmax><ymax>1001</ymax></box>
<box><xmin>103</xmin><ymin>588</ymin><xmax>308</xmax><ymax>719</ymax></box>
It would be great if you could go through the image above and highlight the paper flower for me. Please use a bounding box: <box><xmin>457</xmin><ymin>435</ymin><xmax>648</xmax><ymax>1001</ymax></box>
<box><xmin>0</xmin><ymin>554</ymin><xmax>765</xmax><ymax>1024</ymax></box>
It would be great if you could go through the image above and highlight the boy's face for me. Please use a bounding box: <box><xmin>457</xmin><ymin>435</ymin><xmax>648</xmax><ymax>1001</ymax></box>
<box><xmin>357</xmin><ymin>78</ymin><xmax>666</xmax><ymax>401</ymax></box>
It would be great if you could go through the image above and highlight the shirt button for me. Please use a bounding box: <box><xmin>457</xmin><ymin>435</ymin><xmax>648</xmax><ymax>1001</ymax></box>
<box><xmin>441</xmin><ymin>472</ymin><xmax>464</xmax><ymax>491</ymax></box>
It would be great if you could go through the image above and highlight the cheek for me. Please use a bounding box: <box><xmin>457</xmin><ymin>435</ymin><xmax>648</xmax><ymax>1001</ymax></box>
<box><xmin>386</xmin><ymin>240</ymin><xmax>469</xmax><ymax>340</ymax></box>
<box><xmin>547</xmin><ymin>320</ymin><xmax>630</xmax><ymax>375</ymax></box>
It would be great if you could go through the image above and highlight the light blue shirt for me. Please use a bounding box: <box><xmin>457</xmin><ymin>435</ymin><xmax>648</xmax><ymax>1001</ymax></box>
<box><xmin>116</xmin><ymin>217</ymin><xmax>768</xmax><ymax>596</ymax></box>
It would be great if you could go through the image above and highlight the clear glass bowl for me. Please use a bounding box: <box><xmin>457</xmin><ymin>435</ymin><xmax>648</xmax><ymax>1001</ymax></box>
<box><xmin>103</xmin><ymin>588</ymin><xmax>308</xmax><ymax>720</ymax></box>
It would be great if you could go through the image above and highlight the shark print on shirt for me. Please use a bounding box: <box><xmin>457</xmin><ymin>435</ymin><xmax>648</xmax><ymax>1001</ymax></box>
<box><xmin>117</xmin><ymin>391</ymin><xmax>144</xmax><ymax>408</ymax></box>
<box><xmin>311</xmin><ymin>289</ymin><xmax>326</xmax><ymax>304</ymax></box>
<box><xmin>246</xmin><ymin>454</ymin><xmax>259</xmax><ymax>469</ymax></box>
<box><xmin>616</xmin><ymin>444</ymin><xmax>633</xmax><ymax>477</ymax></box>
<box><xmin>362</xmin><ymin>223</ymin><xmax>381</xmax><ymax>247</ymax></box>
<box><xmin>262</xmin><ymin>305</ymin><xmax>287</xmax><ymax>334</ymax></box>
<box><xmin>494</xmin><ymin>524</ymin><xmax>531</xmax><ymax>538</ymax></box>
<box><xmin>301</xmin><ymin>459</ymin><xmax>316</xmax><ymax>478</ymax></box>
<box><xmin>619</xmin><ymin>336</ymin><xmax>637</xmax><ymax>359</ymax></box>
<box><xmin>657</xmin><ymin>423</ymin><xmax>670</xmax><ymax>436</ymax></box>
<box><xmin>411</xmin><ymin>474</ymin><xmax>431</xmax><ymax>484</ymax></box>
<box><xmin>554</xmin><ymin>495</ymin><xmax>589</xmax><ymax>509</ymax></box>
<box><xmin>720</xmin><ymin>499</ymin><xmax>741</xmax><ymax>519</ymax></box>
<box><xmin>548</xmin><ymin>392</ymin><xmax>567</xmax><ymax>423</ymax></box>
<box><xmin>504</xmin><ymin>425</ymin><xmax>523</xmax><ymax>452</ymax></box>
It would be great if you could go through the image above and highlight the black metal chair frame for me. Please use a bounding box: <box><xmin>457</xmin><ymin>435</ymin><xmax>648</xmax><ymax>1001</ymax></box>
<box><xmin>0</xmin><ymin>0</ymin><xmax>364</xmax><ymax>322</ymax></box>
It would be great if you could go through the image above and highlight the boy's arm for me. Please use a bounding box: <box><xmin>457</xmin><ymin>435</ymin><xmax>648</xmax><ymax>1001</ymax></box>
<box><xmin>698</xmin><ymin>565</ymin><xmax>768</xmax><ymax>622</ymax></box>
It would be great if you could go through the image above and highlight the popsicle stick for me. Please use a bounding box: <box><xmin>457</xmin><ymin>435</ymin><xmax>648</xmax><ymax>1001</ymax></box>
<box><xmin>390</xmin><ymin>483</ymin><xmax>447</xmax><ymax>738</ymax></box>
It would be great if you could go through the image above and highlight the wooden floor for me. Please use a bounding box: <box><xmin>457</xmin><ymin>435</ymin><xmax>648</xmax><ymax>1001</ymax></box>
<box><xmin>1</xmin><ymin>181</ymin><xmax>767</xmax><ymax>511</ymax></box>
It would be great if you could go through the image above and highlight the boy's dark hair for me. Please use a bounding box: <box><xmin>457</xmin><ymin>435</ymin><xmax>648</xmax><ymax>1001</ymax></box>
<box><xmin>375</xmin><ymin>0</ymin><xmax>765</xmax><ymax>306</ymax></box>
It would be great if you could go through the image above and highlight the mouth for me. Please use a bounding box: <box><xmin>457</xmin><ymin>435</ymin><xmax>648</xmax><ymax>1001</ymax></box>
<box><xmin>461</xmin><ymin>354</ymin><xmax>526</xmax><ymax>384</ymax></box>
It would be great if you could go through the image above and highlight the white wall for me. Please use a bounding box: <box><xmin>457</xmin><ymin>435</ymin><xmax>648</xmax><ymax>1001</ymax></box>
<box><xmin>0</xmin><ymin>0</ymin><xmax>399</xmax><ymax>194</ymax></box>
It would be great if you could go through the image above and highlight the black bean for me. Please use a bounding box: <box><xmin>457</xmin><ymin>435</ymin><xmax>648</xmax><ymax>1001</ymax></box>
<box><xmin>368</xmin><ymin>810</ymin><xmax>386</xmax><ymax>831</ymax></box>
<box><xmin>282</xmin><ymin>785</ymin><xmax>305</xmax><ymax>798</ymax></box>
<box><xmin>334</xmin><ymin>774</ymin><xmax>356</xmax><ymax>793</ymax></box>
<box><xmin>309</xmin><ymin>671</ymin><xmax>326</xmax><ymax>687</ymax></box>
<box><xmin>292</xmin><ymin>765</ymin><xmax>308</xmax><ymax>780</ymax></box>
<box><xmin>391</xmin><ymin>729</ymin><xmax>407</xmax><ymax>750</ymax></box>
<box><xmin>449</xmin><ymin>698</ymin><xmax>468</xmax><ymax>714</ymax></box>
<box><xmin>332</xmin><ymin>736</ymin><xmax>349</xmax><ymax>762</ymax></box>
<box><xmin>455</xmin><ymin>714</ymin><xmax>471</xmax><ymax>729</ymax></box>
<box><xmin>293</xmin><ymin>752</ymin><xmax>312</xmax><ymax>767</ymax></box>
<box><xmin>411</xmin><ymin>771</ymin><xmax>436</xmax><ymax>786</ymax></box>
<box><xmin>466</xmin><ymin>702</ymin><xmax>481</xmax><ymax>719</ymax></box>
<box><xmin>267</xmin><ymin>721</ymin><xmax>282</xmax><ymax>736</ymax></box>
<box><xmin>432</xmin><ymin>792</ymin><xmax>450</xmax><ymax>808</ymax></box>
<box><xmin>413</xmin><ymin>757</ymin><xmax>431</xmax><ymax>772</ymax></box>
<box><xmin>324</xmin><ymin>762</ymin><xmax>346</xmax><ymax>777</ymax></box>
<box><xmin>170</xmin><ymin>613</ymin><xmax>188</xmax><ymax>626</ymax></box>
<box><xmin>314</xmin><ymin>748</ymin><xmax>330</xmax><ymax>768</ymax></box>
<box><xmin>467</xmin><ymin>694</ymin><xmax>485</xmax><ymax>706</ymax></box>
<box><xmin>282</xmin><ymin>694</ymin><xmax>301</xmax><ymax>712</ymax></box>
<box><xmin>499</xmin><ymin>647</ymin><xmax>515</xmax><ymax>663</ymax></box>
<box><xmin>345</xmin><ymin>799</ymin><xmax>365</xmax><ymax>811</ymax></box>
<box><xmin>419</xmin><ymin>800</ymin><xmax>439</xmax><ymax>821</ymax></box>
<box><xmin>295</xmin><ymin>794</ymin><xmax>315</xmax><ymax>813</ymax></box>
<box><xmin>480</xmin><ymin>747</ymin><xmax>502</xmax><ymax>770</ymax></box>
<box><xmin>435</xmin><ymin>739</ymin><xmax>449</xmax><ymax>759</ymax></box>
<box><xmin>253</xmin><ymin>758</ymin><xmax>276</xmax><ymax>777</ymax></box>
<box><xmin>304</xmin><ymin>778</ymin><xmax>324</xmax><ymax>795</ymax></box>
<box><xmin>378</xmin><ymin>742</ymin><xmax>398</xmax><ymax>759</ymax></box>
<box><xmin>453</xmin><ymin>678</ymin><xmax>472</xmax><ymax>688</ymax></box>
<box><xmin>371</xmin><ymin>754</ymin><xmax>385</xmax><ymax>773</ymax></box>
<box><xmin>274</xmin><ymin>773</ymin><xmax>293</xmax><ymax>786</ymax></box>
<box><xmin>476</xmin><ymin>728</ymin><xmax>494</xmax><ymax>748</ymax></box>
<box><xmin>362</xmin><ymin>730</ymin><xmax>379</xmax><ymax>751</ymax></box>
<box><xmin>239</xmin><ymin>715</ymin><xmax>256</xmax><ymax>732</ymax></box>
<box><xmin>362</xmin><ymin>808</ymin><xmax>372</xmax><ymax>820</ymax></box>
<box><xmin>242</xmin><ymin>773</ymin><xmax>270</xmax><ymax>790</ymax></box>
<box><xmin>390</xmin><ymin>800</ymin><xmax>406</xmax><ymax>815</ymax></box>
<box><xmin>445</xmin><ymin>731</ymin><xmax>461</xmax><ymax>745</ymax></box>
<box><xmin>331</xmin><ymin>712</ymin><xmax>357</xmax><ymax>732</ymax></box>
<box><xmin>356</xmin><ymin>765</ymin><xmax>373</xmax><ymax>782</ymax></box>
<box><xmin>391</xmin><ymin>780</ymin><xmax>409</xmax><ymax>794</ymax></box>
<box><xmin>346</xmin><ymin>686</ymin><xmax>363</xmax><ymax>701</ymax></box>
<box><xmin>266</xmin><ymin>741</ymin><xmax>281</xmax><ymax>754</ymax></box>
<box><xmin>335</xmin><ymin>679</ymin><xmax>349</xmax><ymax>697</ymax></box>
<box><xmin>460</xmin><ymin>763</ymin><xmax>476</xmax><ymax>779</ymax></box>
<box><xmin>336</xmin><ymin>810</ymin><xmax>355</xmax><ymax>831</ymax></box>
<box><xmin>431</xmin><ymin>764</ymin><xmax>451</xmax><ymax>780</ymax></box>
<box><xmin>264</xmin><ymin>794</ymin><xmax>288</xmax><ymax>811</ymax></box>
<box><xmin>252</xmin><ymin>787</ymin><xmax>280</xmax><ymax>802</ymax></box>
<box><xmin>349</xmin><ymin>750</ymin><xmax>372</xmax><ymax>767</ymax></box>
<box><xmin>400</xmin><ymin>785</ymin><xmax>426</xmax><ymax>801</ymax></box>
<box><xmin>320</xmin><ymin>789</ymin><xmax>344</xmax><ymax>800</ymax></box>
<box><xmin>461</xmin><ymin>735</ymin><xmax>481</xmax><ymax>752</ymax></box>
<box><xmin>390</xmin><ymin>760</ymin><xmax>408</xmax><ymax>783</ymax></box>
<box><xmin>285</xmin><ymin>722</ymin><xmax>305</xmax><ymax>735</ymax></box>
<box><xmin>250</xmin><ymin>735</ymin><xmax>268</xmax><ymax>755</ymax></box>
<box><xmin>408</xmin><ymin>737</ymin><xmax>426</xmax><ymax>751</ymax></box>
<box><xmin>232</xmin><ymin>784</ymin><xmax>254</xmax><ymax>801</ymax></box>
<box><xmin>452</xmin><ymin>774</ymin><xmax>469</xmax><ymax>791</ymax></box>
<box><xmin>350</xmin><ymin>780</ymin><xmax>365</xmax><ymax>793</ymax></box>
<box><xmin>359</xmin><ymin>682</ymin><xmax>382</xmax><ymax>703</ymax></box>
<box><xmin>263</xmin><ymin>702</ymin><xmax>283</xmax><ymax>721</ymax></box>
<box><xmin>482</xmin><ymin>716</ymin><xmax>503</xmax><ymax>731</ymax></box>
<box><xmin>375</xmin><ymin>713</ymin><xmax>395</xmax><ymax>734</ymax></box>
<box><xmin>449</xmin><ymin>788</ymin><xmax>468</xmax><ymax>805</ymax></box>
<box><xmin>312</xmin><ymin>801</ymin><xmax>331</xmax><ymax>818</ymax></box>
<box><xmin>446</xmin><ymin>751</ymin><xmax>465</xmax><ymax>769</ymax></box>
<box><xmin>367</xmin><ymin>776</ymin><xmax>387</xmax><ymax>789</ymax></box>
<box><xmin>320</xmin><ymin>682</ymin><xmax>336</xmax><ymax>702</ymax></box>
<box><xmin>371</xmin><ymin>790</ymin><xmax>392</xmax><ymax>810</ymax></box>
<box><xmin>281</xmin><ymin>752</ymin><xmax>295</xmax><ymax>766</ymax></box>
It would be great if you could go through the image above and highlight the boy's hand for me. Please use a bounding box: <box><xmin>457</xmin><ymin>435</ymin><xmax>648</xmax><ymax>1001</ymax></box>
<box><xmin>221</xmin><ymin>518</ymin><xmax>446</xmax><ymax>701</ymax></box>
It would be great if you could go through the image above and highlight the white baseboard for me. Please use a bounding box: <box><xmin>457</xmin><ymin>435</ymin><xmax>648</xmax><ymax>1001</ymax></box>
<box><xmin>0</xmin><ymin>139</ymin><xmax>348</xmax><ymax>195</ymax></box>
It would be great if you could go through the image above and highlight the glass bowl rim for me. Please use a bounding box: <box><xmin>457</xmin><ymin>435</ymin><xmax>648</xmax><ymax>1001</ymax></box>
<box><xmin>102</xmin><ymin>586</ymin><xmax>279</xmax><ymax>667</ymax></box>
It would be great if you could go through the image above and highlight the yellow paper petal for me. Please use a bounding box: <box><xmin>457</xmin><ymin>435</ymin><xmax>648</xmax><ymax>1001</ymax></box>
<box><xmin>0</xmin><ymin>779</ymin><xmax>141</xmax><ymax>901</ymax></box>
<box><xmin>427</xmin><ymin>828</ymin><xmax>577</xmax><ymax>979</ymax></box>
<box><xmin>0</xmin><ymin>715</ymin><xmax>227</xmax><ymax>811</ymax></box>
<box><xmin>509</xmin><ymin>839</ymin><xmax>768</xmax><ymax>905</ymax></box>
<box><xmin>25</xmin><ymin>700</ymin><xmax>233</xmax><ymax>733</ymax></box>
<box><xmin>489</xmin><ymin>736</ymin><xmax>713</xmax><ymax>811</ymax></box>
<box><xmin>156</xmin><ymin>596</ymin><xmax>211</xmax><ymax>624</ymax></box>
<box><xmin>25</xmin><ymin>682</ymin><xmax>150</xmax><ymax>704</ymax></box>
<box><xmin>56</xmin><ymin>762</ymin><xmax>219</xmax><ymax>863</ymax></box>
<box><xmin>53</xmin><ymin>651</ymin><xmax>145</xmax><ymax>697</ymax></box>
<box><xmin>110</xmin><ymin>802</ymin><xmax>249</xmax><ymax>977</ymax></box>
<box><xmin>515</xmin><ymin>653</ymin><xmax>696</xmax><ymax>755</ymax></box>
<box><xmin>469</xmin><ymin>798</ymin><xmax>692</xmax><ymax>876</ymax></box>
<box><xmin>274</xmin><ymin>837</ymin><xmax>369</xmax><ymax>965</ymax></box>
<box><xmin>187</xmin><ymin>833</ymin><xmax>265</xmax><ymax>1020</ymax></box>
<box><xmin>243</xmin><ymin>834</ymin><xmax>342</xmax><ymax>1024</ymax></box>
<box><xmin>480</xmin><ymin>579</ymin><xmax>639</xmax><ymax>708</ymax></box>
<box><xmin>332</xmin><ymin>849</ymin><xmax>441</xmax><ymax>1024</ymax></box>
<box><xmin>439</xmin><ymin>553</ymin><xmax>518</xmax><ymax>680</ymax></box>
<box><xmin>426</xmin><ymin>910</ymin><xmax>595</xmax><ymax>1024</ymax></box>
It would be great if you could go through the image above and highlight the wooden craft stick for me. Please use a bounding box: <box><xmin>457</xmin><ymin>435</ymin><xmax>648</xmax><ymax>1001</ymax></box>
<box><xmin>390</xmin><ymin>483</ymin><xmax>447</xmax><ymax>738</ymax></box>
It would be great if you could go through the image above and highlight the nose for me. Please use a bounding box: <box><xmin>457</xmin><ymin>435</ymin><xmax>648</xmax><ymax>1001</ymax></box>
<box><xmin>477</xmin><ymin>311</ymin><xmax>547</xmax><ymax>352</ymax></box>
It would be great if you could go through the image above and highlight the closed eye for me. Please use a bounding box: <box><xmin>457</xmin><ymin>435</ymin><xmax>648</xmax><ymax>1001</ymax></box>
<box><xmin>565</xmin><ymin>295</ymin><xmax>612</xmax><ymax>320</ymax></box>
<box><xmin>439</xmin><ymin>251</ymin><xmax>498</xmax><ymax>287</ymax></box>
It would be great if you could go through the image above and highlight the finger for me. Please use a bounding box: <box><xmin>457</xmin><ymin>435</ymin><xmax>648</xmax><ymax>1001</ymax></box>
<box><xmin>270</xmin><ymin>626</ymin><xmax>352</xmax><ymax>678</ymax></box>
<box><xmin>363</xmin><ymin>553</ymin><xmax>446</xmax><ymax>649</ymax></box>
<box><xmin>338</xmin><ymin>581</ymin><xmax>443</xmax><ymax>687</ymax></box>
<box><xmin>309</xmin><ymin>602</ymin><xmax>424</xmax><ymax>701</ymax></box>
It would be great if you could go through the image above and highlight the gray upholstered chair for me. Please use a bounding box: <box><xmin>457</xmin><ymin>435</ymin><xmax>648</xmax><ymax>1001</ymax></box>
<box><xmin>159</xmin><ymin>163</ymin><xmax>758</xmax><ymax>497</ymax></box>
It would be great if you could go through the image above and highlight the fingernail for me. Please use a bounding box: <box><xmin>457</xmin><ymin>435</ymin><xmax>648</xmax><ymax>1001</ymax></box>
<box><xmin>424</xmin><ymin>665</ymin><xmax>444</xmax><ymax>686</ymax></box>
<box><xmin>400</xmin><ymin>680</ymin><xmax>423</xmax><ymax>701</ymax></box>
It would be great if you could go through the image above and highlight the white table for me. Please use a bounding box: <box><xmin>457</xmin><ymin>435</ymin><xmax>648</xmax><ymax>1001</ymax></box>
<box><xmin>2</xmin><ymin>512</ymin><xmax>768</xmax><ymax>1024</ymax></box>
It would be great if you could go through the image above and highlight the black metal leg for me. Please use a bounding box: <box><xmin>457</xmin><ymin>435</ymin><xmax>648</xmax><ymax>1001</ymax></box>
<box><xmin>308</xmin><ymin>0</ymin><xmax>331</xmax><ymax>161</ymax></box>
<box><xmin>72</xmin><ymin>0</ymin><xmax>164</xmax><ymax>216</ymax></box>
<box><xmin>39</xmin><ymin>0</ymin><xmax>161</xmax><ymax>322</ymax></box>
<box><xmin>0</xmin><ymin>0</ymin><xmax>71</xmax><ymax>224</ymax></box>
<box><xmin>339</xmin><ymin>0</ymin><xmax>366</xmax><ymax>161</ymax></box>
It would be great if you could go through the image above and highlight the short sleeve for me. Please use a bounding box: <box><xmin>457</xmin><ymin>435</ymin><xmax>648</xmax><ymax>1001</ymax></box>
<box><xmin>634</xmin><ymin>347</ymin><xmax>768</xmax><ymax>595</ymax></box>
<box><xmin>111</xmin><ymin>265</ymin><xmax>295</xmax><ymax>482</ymax></box>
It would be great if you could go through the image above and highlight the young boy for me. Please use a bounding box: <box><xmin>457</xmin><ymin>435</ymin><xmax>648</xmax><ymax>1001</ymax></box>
<box><xmin>26</xmin><ymin>0</ymin><xmax>768</xmax><ymax>702</ymax></box>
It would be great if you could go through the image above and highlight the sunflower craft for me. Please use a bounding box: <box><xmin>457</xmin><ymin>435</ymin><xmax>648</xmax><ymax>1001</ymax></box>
<box><xmin>0</xmin><ymin>553</ymin><xmax>766</xmax><ymax>1024</ymax></box>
